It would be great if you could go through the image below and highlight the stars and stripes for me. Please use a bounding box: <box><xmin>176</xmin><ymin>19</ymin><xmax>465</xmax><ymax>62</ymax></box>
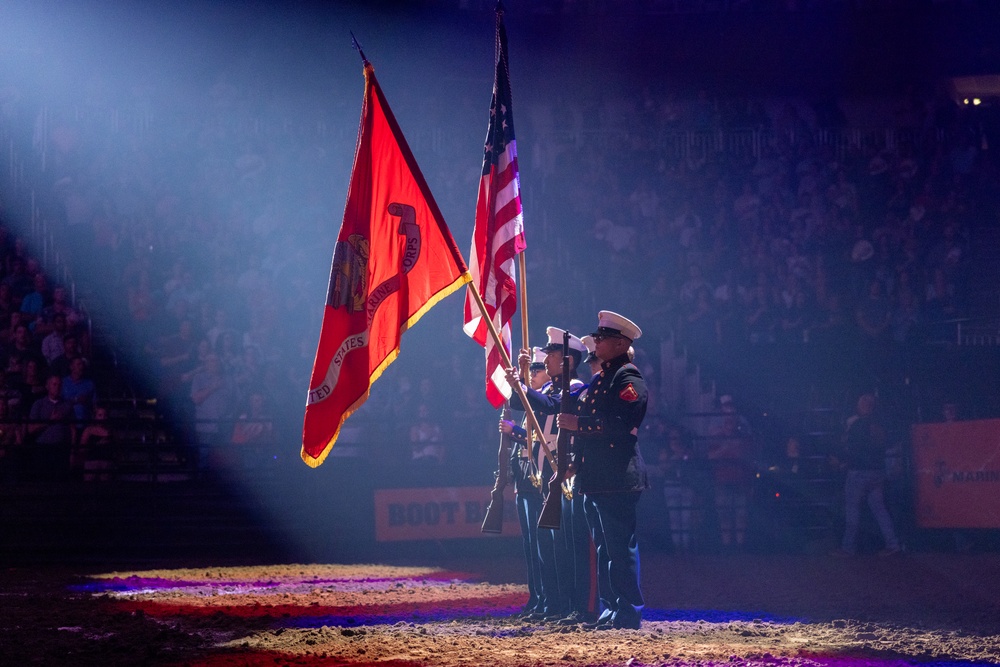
<box><xmin>463</xmin><ymin>7</ymin><xmax>526</xmax><ymax>408</ymax></box>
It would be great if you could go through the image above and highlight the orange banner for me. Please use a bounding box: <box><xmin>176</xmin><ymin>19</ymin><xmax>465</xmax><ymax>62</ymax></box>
<box><xmin>374</xmin><ymin>486</ymin><xmax>520</xmax><ymax>542</ymax></box>
<box><xmin>912</xmin><ymin>419</ymin><xmax>1000</xmax><ymax>528</ymax></box>
<box><xmin>301</xmin><ymin>62</ymin><xmax>469</xmax><ymax>467</ymax></box>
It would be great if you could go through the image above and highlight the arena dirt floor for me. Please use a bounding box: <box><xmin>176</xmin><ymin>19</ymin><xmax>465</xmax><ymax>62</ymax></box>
<box><xmin>2</xmin><ymin>550</ymin><xmax>999</xmax><ymax>667</ymax></box>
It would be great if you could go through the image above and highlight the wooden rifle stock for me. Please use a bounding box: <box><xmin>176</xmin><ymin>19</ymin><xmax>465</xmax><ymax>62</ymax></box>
<box><xmin>537</xmin><ymin>332</ymin><xmax>571</xmax><ymax>530</ymax></box>
<box><xmin>481</xmin><ymin>403</ymin><xmax>513</xmax><ymax>534</ymax></box>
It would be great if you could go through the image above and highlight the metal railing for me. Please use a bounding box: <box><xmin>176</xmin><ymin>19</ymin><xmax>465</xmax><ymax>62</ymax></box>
<box><xmin>925</xmin><ymin>317</ymin><xmax>1000</xmax><ymax>346</ymax></box>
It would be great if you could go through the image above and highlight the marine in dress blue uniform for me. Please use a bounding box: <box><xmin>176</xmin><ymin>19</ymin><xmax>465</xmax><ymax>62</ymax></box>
<box><xmin>538</xmin><ymin>328</ymin><xmax>599</xmax><ymax>625</ymax></box>
<box><xmin>500</xmin><ymin>348</ymin><xmax>547</xmax><ymax>616</ymax></box>
<box><xmin>510</xmin><ymin>328</ymin><xmax>591</xmax><ymax>621</ymax></box>
<box><xmin>558</xmin><ymin>311</ymin><xmax>648</xmax><ymax>630</ymax></box>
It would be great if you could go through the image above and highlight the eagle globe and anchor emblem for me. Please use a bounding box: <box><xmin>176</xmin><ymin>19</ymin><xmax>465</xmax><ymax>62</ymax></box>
<box><xmin>309</xmin><ymin>202</ymin><xmax>423</xmax><ymax>408</ymax></box>
<box><xmin>328</xmin><ymin>202</ymin><xmax>421</xmax><ymax>317</ymax></box>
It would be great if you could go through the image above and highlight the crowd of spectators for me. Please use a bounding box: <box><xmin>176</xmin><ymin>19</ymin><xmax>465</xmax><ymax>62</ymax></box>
<box><xmin>525</xmin><ymin>89</ymin><xmax>996</xmax><ymax>379</ymax></box>
<box><xmin>0</xmin><ymin>223</ymin><xmax>97</xmax><ymax>478</ymax></box>
<box><xmin>0</xmin><ymin>46</ymin><xmax>998</xmax><ymax>487</ymax></box>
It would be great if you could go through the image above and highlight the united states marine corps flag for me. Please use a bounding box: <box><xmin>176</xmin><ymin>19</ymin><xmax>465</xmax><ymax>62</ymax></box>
<box><xmin>302</xmin><ymin>58</ymin><xmax>470</xmax><ymax>467</ymax></box>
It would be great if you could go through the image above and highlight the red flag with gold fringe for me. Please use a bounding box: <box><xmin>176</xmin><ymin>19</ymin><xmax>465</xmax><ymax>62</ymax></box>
<box><xmin>302</xmin><ymin>62</ymin><xmax>470</xmax><ymax>467</ymax></box>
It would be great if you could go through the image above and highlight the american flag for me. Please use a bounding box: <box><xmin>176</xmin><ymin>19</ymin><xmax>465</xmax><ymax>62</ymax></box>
<box><xmin>463</xmin><ymin>6</ymin><xmax>526</xmax><ymax>408</ymax></box>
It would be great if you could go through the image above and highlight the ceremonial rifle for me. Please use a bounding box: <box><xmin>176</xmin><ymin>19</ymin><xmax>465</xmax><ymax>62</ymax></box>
<box><xmin>481</xmin><ymin>401</ymin><xmax>512</xmax><ymax>534</ymax></box>
<box><xmin>537</xmin><ymin>331</ymin><xmax>571</xmax><ymax>530</ymax></box>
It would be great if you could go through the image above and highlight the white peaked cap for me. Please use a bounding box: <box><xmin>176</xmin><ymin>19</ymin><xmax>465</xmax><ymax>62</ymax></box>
<box><xmin>531</xmin><ymin>347</ymin><xmax>548</xmax><ymax>365</ymax></box>
<box><xmin>542</xmin><ymin>326</ymin><xmax>588</xmax><ymax>355</ymax></box>
<box><xmin>593</xmin><ymin>310</ymin><xmax>642</xmax><ymax>341</ymax></box>
<box><xmin>581</xmin><ymin>335</ymin><xmax>597</xmax><ymax>354</ymax></box>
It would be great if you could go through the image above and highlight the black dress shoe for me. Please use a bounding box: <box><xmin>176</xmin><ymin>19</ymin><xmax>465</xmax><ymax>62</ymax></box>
<box><xmin>542</xmin><ymin>612</ymin><xmax>567</xmax><ymax>623</ymax></box>
<box><xmin>556</xmin><ymin>611</ymin><xmax>594</xmax><ymax>626</ymax></box>
<box><xmin>582</xmin><ymin>611</ymin><xmax>614</xmax><ymax>630</ymax></box>
<box><xmin>611</xmin><ymin>611</ymin><xmax>642</xmax><ymax>630</ymax></box>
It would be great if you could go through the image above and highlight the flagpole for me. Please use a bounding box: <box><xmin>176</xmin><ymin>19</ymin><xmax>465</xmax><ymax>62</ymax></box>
<box><xmin>466</xmin><ymin>278</ymin><xmax>556</xmax><ymax>470</ymax></box>
<box><xmin>517</xmin><ymin>252</ymin><xmax>538</xmax><ymax>453</ymax></box>
<box><xmin>519</xmin><ymin>254</ymin><xmax>529</xmax><ymax>353</ymax></box>
<box><xmin>350</xmin><ymin>32</ymin><xmax>369</xmax><ymax>66</ymax></box>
